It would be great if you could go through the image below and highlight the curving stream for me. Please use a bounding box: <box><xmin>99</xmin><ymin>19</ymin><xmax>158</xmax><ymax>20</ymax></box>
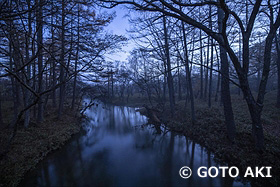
<box><xmin>21</xmin><ymin>101</ymin><xmax>247</xmax><ymax>186</ymax></box>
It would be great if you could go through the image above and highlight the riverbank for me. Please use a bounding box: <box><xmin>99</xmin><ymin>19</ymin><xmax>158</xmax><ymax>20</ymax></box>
<box><xmin>0</xmin><ymin>104</ymin><xmax>82</xmax><ymax>186</ymax></box>
<box><xmin>110</xmin><ymin>93</ymin><xmax>280</xmax><ymax>186</ymax></box>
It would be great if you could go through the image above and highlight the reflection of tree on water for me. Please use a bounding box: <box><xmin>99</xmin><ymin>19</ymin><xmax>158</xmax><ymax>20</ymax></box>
<box><xmin>187</xmin><ymin>141</ymin><xmax>195</xmax><ymax>186</ymax></box>
<box><xmin>161</xmin><ymin>132</ymin><xmax>175</xmax><ymax>186</ymax></box>
<box><xmin>184</xmin><ymin>136</ymin><xmax>190</xmax><ymax>159</ymax></box>
<box><xmin>22</xmin><ymin>103</ymin><xmax>245</xmax><ymax>186</ymax></box>
<box><xmin>222</xmin><ymin>165</ymin><xmax>235</xmax><ymax>186</ymax></box>
<box><xmin>134</xmin><ymin>126</ymin><xmax>156</xmax><ymax>149</ymax></box>
<box><xmin>42</xmin><ymin>161</ymin><xmax>50</xmax><ymax>187</ymax></box>
<box><xmin>207</xmin><ymin>151</ymin><xmax>213</xmax><ymax>186</ymax></box>
<box><xmin>108</xmin><ymin>105</ymin><xmax>115</xmax><ymax>130</ymax></box>
<box><xmin>76</xmin><ymin>136</ymin><xmax>86</xmax><ymax>180</ymax></box>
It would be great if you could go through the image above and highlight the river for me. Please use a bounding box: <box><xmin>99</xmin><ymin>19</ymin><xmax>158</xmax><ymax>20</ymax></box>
<box><xmin>21</xmin><ymin>101</ymin><xmax>247</xmax><ymax>186</ymax></box>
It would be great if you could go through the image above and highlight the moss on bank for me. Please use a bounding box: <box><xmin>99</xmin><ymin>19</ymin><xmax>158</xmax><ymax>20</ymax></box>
<box><xmin>0</xmin><ymin>106</ymin><xmax>82</xmax><ymax>187</ymax></box>
<box><xmin>111</xmin><ymin>93</ymin><xmax>280</xmax><ymax>186</ymax></box>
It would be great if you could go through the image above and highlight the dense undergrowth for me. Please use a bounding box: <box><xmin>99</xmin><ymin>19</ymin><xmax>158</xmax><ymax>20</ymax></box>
<box><xmin>0</xmin><ymin>102</ymin><xmax>82</xmax><ymax>187</ymax></box>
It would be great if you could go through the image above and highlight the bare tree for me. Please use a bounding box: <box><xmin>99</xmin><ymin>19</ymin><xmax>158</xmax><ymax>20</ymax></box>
<box><xmin>163</xmin><ymin>14</ymin><xmax>175</xmax><ymax>117</ymax></box>
<box><xmin>181</xmin><ymin>20</ymin><xmax>196</xmax><ymax>123</ymax></box>
<box><xmin>36</xmin><ymin>0</ymin><xmax>44</xmax><ymax>122</ymax></box>
<box><xmin>275</xmin><ymin>30</ymin><xmax>280</xmax><ymax>108</ymax></box>
<box><xmin>218</xmin><ymin>7</ymin><xmax>236</xmax><ymax>143</ymax></box>
<box><xmin>101</xmin><ymin>0</ymin><xmax>280</xmax><ymax>150</ymax></box>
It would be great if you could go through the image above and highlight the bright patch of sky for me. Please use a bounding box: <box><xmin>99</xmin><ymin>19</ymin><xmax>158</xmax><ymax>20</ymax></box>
<box><xmin>103</xmin><ymin>5</ymin><xmax>134</xmax><ymax>62</ymax></box>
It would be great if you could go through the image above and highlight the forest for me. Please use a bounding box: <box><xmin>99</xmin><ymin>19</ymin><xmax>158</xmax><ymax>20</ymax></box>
<box><xmin>0</xmin><ymin>0</ymin><xmax>280</xmax><ymax>186</ymax></box>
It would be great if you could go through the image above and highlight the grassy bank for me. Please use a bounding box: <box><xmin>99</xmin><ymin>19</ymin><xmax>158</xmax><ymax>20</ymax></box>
<box><xmin>0</xmin><ymin>103</ymin><xmax>82</xmax><ymax>186</ymax></box>
<box><xmin>111</xmin><ymin>93</ymin><xmax>280</xmax><ymax>186</ymax></box>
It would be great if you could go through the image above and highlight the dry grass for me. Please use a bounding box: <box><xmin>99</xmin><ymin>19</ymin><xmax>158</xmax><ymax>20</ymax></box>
<box><xmin>159</xmin><ymin>92</ymin><xmax>280</xmax><ymax>186</ymax></box>
<box><xmin>0</xmin><ymin>103</ymin><xmax>81</xmax><ymax>187</ymax></box>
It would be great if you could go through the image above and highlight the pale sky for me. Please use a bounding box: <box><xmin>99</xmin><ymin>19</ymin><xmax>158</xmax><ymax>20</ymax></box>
<box><xmin>104</xmin><ymin>5</ymin><xmax>134</xmax><ymax>62</ymax></box>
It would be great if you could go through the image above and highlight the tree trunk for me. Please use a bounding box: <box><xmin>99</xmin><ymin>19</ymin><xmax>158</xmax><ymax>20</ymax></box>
<box><xmin>245</xmin><ymin>98</ymin><xmax>264</xmax><ymax>151</ymax></box>
<box><xmin>238</xmin><ymin>32</ymin><xmax>242</xmax><ymax>96</ymax></box>
<box><xmin>71</xmin><ymin>5</ymin><xmax>80</xmax><ymax>110</ymax></box>
<box><xmin>8</xmin><ymin>22</ymin><xmax>19</xmax><ymax>126</ymax></box>
<box><xmin>24</xmin><ymin>0</ymin><xmax>32</xmax><ymax>128</ymax></box>
<box><xmin>277</xmin><ymin>50</ymin><xmax>280</xmax><ymax>108</ymax></box>
<box><xmin>111</xmin><ymin>71</ymin><xmax>114</xmax><ymax>99</ymax></box>
<box><xmin>58</xmin><ymin>0</ymin><xmax>66</xmax><ymax>118</ymax></box>
<box><xmin>163</xmin><ymin>62</ymin><xmax>167</xmax><ymax>102</ymax></box>
<box><xmin>163</xmin><ymin>15</ymin><xmax>175</xmax><ymax>117</ymax></box>
<box><xmin>51</xmin><ymin>1</ymin><xmax>56</xmax><ymax>108</ymax></box>
<box><xmin>0</xmin><ymin>87</ymin><xmax>3</xmax><ymax>126</ymax></box>
<box><xmin>157</xmin><ymin>76</ymin><xmax>162</xmax><ymax>100</ymax></box>
<box><xmin>37</xmin><ymin>0</ymin><xmax>44</xmax><ymax>123</ymax></box>
<box><xmin>215</xmin><ymin>51</ymin><xmax>221</xmax><ymax>102</ymax></box>
<box><xmin>32</xmin><ymin>32</ymin><xmax>37</xmax><ymax>118</ymax></box>
<box><xmin>218</xmin><ymin>8</ymin><xmax>236</xmax><ymax>143</ymax></box>
<box><xmin>248</xmin><ymin>26</ymin><xmax>277</xmax><ymax>150</ymax></box>
<box><xmin>221</xmin><ymin>4</ymin><xmax>279</xmax><ymax>151</ymax></box>
<box><xmin>208</xmin><ymin>6</ymin><xmax>213</xmax><ymax>108</ymax></box>
<box><xmin>107</xmin><ymin>75</ymin><xmax>110</xmax><ymax>98</ymax></box>
<box><xmin>204</xmin><ymin>36</ymin><xmax>209</xmax><ymax>100</ymax></box>
<box><xmin>182</xmin><ymin>21</ymin><xmax>196</xmax><ymax>124</ymax></box>
<box><xmin>177</xmin><ymin>56</ymin><xmax>182</xmax><ymax>100</ymax></box>
<box><xmin>51</xmin><ymin>52</ymin><xmax>56</xmax><ymax>108</ymax></box>
<box><xmin>275</xmin><ymin>32</ymin><xmax>280</xmax><ymax>108</ymax></box>
<box><xmin>199</xmin><ymin>8</ymin><xmax>204</xmax><ymax>100</ymax></box>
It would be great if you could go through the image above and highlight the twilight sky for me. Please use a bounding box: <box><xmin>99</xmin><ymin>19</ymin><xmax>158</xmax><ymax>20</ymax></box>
<box><xmin>104</xmin><ymin>5</ymin><xmax>134</xmax><ymax>62</ymax></box>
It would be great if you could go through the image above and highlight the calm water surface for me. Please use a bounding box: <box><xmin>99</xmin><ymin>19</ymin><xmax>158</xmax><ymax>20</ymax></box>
<box><xmin>21</xmin><ymin>101</ymin><xmax>247</xmax><ymax>186</ymax></box>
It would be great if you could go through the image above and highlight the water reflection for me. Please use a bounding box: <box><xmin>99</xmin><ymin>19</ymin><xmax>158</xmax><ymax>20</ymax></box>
<box><xmin>21</xmin><ymin>101</ymin><xmax>246</xmax><ymax>186</ymax></box>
